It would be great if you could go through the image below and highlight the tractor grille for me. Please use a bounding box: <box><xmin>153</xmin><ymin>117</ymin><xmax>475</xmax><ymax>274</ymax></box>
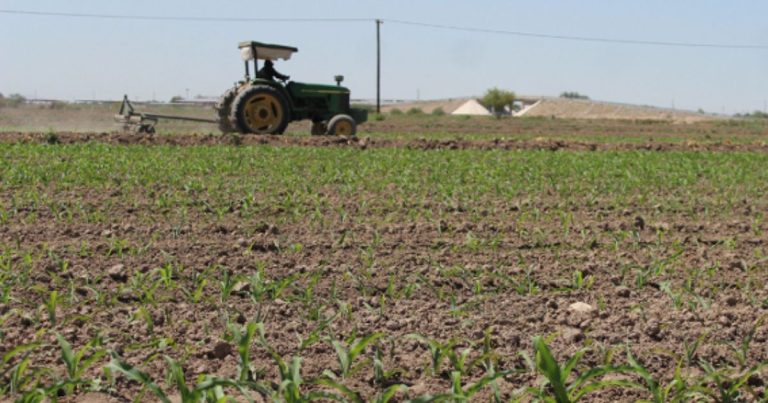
<box><xmin>340</xmin><ymin>93</ymin><xmax>350</xmax><ymax>110</ymax></box>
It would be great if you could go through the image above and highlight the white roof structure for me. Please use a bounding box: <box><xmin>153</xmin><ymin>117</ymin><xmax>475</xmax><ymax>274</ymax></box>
<box><xmin>239</xmin><ymin>41</ymin><xmax>298</xmax><ymax>61</ymax></box>
<box><xmin>451</xmin><ymin>99</ymin><xmax>491</xmax><ymax>116</ymax></box>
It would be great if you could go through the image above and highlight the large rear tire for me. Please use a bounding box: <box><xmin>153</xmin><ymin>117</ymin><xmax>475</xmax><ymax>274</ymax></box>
<box><xmin>327</xmin><ymin>114</ymin><xmax>357</xmax><ymax>136</ymax></box>
<box><xmin>229</xmin><ymin>85</ymin><xmax>290</xmax><ymax>135</ymax></box>
<box><xmin>215</xmin><ymin>87</ymin><xmax>238</xmax><ymax>133</ymax></box>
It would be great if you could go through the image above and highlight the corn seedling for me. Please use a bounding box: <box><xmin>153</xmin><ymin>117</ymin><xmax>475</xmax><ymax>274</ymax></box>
<box><xmin>251</xmin><ymin>322</ymin><xmax>343</xmax><ymax>401</ymax></box>
<box><xmin>219</xmin><ymin>270</ymin><xmax>239</xmax><ymax>303</ymax></box>
<box><xmin>164</xmin><ymin>355</ymin><xmax>264</xmax><ymax>402</ymax></box>
<box><xmin>697</xmin><ymin>360</ymin><xmax>767</xmax><ymax>402</ymax></box>
<box><xmin>107</xmin><ymin>353</ymin><xmax>169</xmax><ymax>403</ymax></box>
<box><xmin>298</xmin><ymin>311</ymin><xmax>338</xmax><ymax>351</ymax></box>
<box><xmin>726</xmin><ymin>317</ymin><xmax>763</xmax><ymax>369</ymax></box>
<box><xmin>571</xmin><ymin>270</ymin><xmax>593</xmax><ymax>290</ymax></box>
<box><xmin>443</xmin><ymin>344</ymin><xmax>489</xmax><ymax>376</ymax></box>
<box><xmin>407</xmin><ymin>334</ymin><xmax>453</xmax><ymax>377</ymax></box>
<box><xmin>373</xmin><ymin>348</ymin><xmax>405</xmax><ymax>387</ymax></box>
<box><xmin>527</xmin><ymin>336</ymin><xmax>637</xmax><ymax>402</ymax></box>
<box><xmin>45</xmin><ymin>290</ymin><xmax>59</xmax><ymax>326</ymax></box>
<box><xmin>372</xmin><ymin>384</ymin><xmax>408</xmax><ymax>403</ymax></box>
<box><xmin>329</xmin><ymin>332</ymin><xmax>384</xmax><ymax>378</ymax></box>
<box><xmin>226</xmin><ymin>322</ymin><xmax>258</xmax><ymax>382</ymax></box>
<box><xmin>448</xmin><ymin>369</ymin><xmax>510</xmax><ymax>401</ymax></box>
<box><xmin>625</xmin><ymin>350</ymin><xmax>696</xmax><ymax>403</ymax></box>
<box><xmin>55</xmin><ymin>332</ymin><xmax>106</xmax><ymax>395</ymax></box>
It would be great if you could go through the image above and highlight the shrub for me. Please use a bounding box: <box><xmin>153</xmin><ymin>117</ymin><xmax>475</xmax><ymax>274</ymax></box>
<box><xmin>389</xmin><ymin>108</ymin><xmax>403</xmax><ymax>115</ymax></box>
<box><xmin>372</xmin><ymin>113</ymin><xmax>385</xmax><ymax>121</ymax></box>
<box><xmin>45</xmin><ymin>129</ymin><xmax>60</xmax><ymax>145</ymax></box>
<box><xmin>560</xmin><ymin>91</ymin><xmax>590</xmax><ymax>100</ymax></box>
<box><xmin>49</xmin><ymin>101</ymin><xmax>67</xmax><ymax>110</ymax></box>
<box><xmin>407</xmin><ymin>107</ymin><xmax>424</xmax><ymax>115</ymax></box>
<box><xmin>0</xmin><ymin>93</ymin><xmax>26</xmax><ymax>108</ymax></box>
<box><xmin>431</xmin><ymin>107</ymin><xmax>446</xmax><ymax>116</ymax></box>
<box><xmin>735</xmin><ymin>111</ymin><xmax>768</xmax><ymax>119</ymax></box>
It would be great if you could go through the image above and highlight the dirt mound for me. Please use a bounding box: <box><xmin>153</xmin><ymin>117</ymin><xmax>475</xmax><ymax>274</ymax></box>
<box><xmin>382</xmin><ymin>97</ymin><xmax>721</xmax><ymax>122</ymax></box>
<box><xmin>523</xmin><ymin>98</ymin><xmax>720</xmax><ymax>122</ymax></box>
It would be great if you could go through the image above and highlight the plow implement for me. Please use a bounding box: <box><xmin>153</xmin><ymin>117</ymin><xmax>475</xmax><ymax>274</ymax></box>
<box><xmin>114</xmin><ymin>95</ymin><xmax>218</xmax><ymax>134</ymax></box>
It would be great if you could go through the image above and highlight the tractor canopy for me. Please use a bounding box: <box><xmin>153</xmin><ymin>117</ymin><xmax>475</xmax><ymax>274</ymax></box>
<box><xmin>239</xmin><ymin>41</ymin><xmax>298</xmax><ymax>61</ymax></box>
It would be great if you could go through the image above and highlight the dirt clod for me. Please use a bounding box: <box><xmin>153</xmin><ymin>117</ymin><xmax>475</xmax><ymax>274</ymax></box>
<box><xmin>730</xmin><ymin>259</ymin><xmax>747</xmax><ymax>271</ymax></box>
<box><xmin>107</xmin><ymin>264</ymin><xmax>127</xmax><ymax>282</ymax></box>
<box><xmin>211</xmin><ymin>342</ymin><xmax>233</xmax><ymax>360</ymax></box>
<box><xmin>616</xmin><ymin>286</ymin><xmax>631</xmax><ymax>298</ymax></box>
<box><xmin>568</xmin><ymin>301</ymin><xmax>595</xmax><ymax>314</ymax></box>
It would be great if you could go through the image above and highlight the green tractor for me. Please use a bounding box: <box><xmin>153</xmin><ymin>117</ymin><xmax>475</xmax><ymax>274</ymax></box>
<box><xmin>217</xmin><ymin>41</ymin><xmax>367</xmax><ymax>136</ymax></box>
<box><xmin>116</xmin><ymin>41</ymin><xmax>367</xmax><ymax>136</ymax></box>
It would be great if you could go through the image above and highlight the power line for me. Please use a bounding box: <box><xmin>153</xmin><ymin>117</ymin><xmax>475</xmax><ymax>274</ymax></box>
<box><xmin>384</xmin><ymin>19</ymin><xmax>768</xmax><ymax>50</ymax></box>
<box><xmin>2</xmin><ymin>9</ymin><xmax>768</xmax><ymax>50</ymax></box>
<box><xmin>0</xmin><ymin>9</ymin><xmax>371</xmax><ymax>23</ymax></box>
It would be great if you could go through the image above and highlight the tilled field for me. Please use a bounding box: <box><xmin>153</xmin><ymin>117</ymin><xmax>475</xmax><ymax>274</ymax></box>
<box><xmin>2</xmin><ymin>133</ymin><xmax>768</xmax><ymax>401</ymax></box>
<box><xmin>4</xmin><ymin>131</ymin><xmax>768</xmax><ymax>153</ymax></box>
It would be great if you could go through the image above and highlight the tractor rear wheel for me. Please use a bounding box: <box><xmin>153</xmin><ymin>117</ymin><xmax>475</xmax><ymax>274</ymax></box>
<box><xmin>327</xmin><ymin>114</ymin><xmax>357</xmax><ymax>136</ymax></box>
<box><xmin>229</xmin><ymin>85</ymin><xmax>290</xmax><ymax>134</ymax></box>
<box><xmin>215</xmin><ymin>87</ymin><xmax>238</xmax><ymax>133</ymax></box>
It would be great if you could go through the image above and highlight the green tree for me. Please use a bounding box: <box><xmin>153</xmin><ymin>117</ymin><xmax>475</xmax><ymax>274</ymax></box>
<box><xmin>169</xmin><ymin>95</ymin><xmax>183</xmax><ymax>103</ymax></box>
<box><xmin>481</xmin><ymin>88</ymin><xmax>515</xmax><ymax>117</ymax></box>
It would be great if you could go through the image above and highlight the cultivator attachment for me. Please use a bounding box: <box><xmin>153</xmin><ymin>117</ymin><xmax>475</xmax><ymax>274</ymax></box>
<box><xmin>114</xmin><ymin>95</ymin><xmax>218</xmax><ymax>134</ymax></box>
<box><xmin>115</xmin><ymin>96</ymin><xmax>158</xmax><ymax>134</ymax></box>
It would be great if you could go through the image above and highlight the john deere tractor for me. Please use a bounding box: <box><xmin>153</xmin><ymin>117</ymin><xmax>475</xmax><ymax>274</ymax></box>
<box><xmin>115</xmin><ymin>41</ymin><xmax>367</xmax><ymax>135</ymax></box>
<box><xmin>216</xmin><ymin>41</ymin><xmax>367</xmax><ymax>136</ymax></box>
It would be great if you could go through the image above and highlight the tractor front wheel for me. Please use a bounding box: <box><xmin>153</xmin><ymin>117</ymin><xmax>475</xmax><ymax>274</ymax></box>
<box><xmin>229</xmin><ymin>85</ymin><xmax>290</xmax><ymax>135</ymax></box>
<box><xmin>327</xmin><ymin>114</ymin><xmax>357</xmax><ymax>136</ymax></box>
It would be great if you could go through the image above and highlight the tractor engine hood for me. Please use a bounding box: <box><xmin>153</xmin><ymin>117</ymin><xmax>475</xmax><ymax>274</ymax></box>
<box><xmin>289</xmin><ymin>82</ymin><xmax>350</xmax><ymax>96</ymax></box>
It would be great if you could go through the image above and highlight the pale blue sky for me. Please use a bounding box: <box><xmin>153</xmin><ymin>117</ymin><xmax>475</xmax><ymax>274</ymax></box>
<box><xmin>1</xmin><ymin>1</ymin><xmax>767</xmax><ymax>114</ymax></box>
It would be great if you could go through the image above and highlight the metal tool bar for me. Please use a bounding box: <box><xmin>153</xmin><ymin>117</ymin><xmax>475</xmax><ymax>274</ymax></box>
<box><xmin>115</xmin><ymin>95</ymin><xmax>218</xmax><ymax>133</ymax></box>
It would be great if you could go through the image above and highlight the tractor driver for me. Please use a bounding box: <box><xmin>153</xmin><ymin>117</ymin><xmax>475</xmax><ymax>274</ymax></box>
<box><xmin>258</xmin><ymin>59</ymin><xmax>290</xmax><ymax>82</ymax></box>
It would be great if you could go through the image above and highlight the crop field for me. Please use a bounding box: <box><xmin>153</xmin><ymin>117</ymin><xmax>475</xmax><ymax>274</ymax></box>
<box><xmin>2</xmin><ymin>111</ymin><xmax>768</xmax><ymax>401</ymax></box>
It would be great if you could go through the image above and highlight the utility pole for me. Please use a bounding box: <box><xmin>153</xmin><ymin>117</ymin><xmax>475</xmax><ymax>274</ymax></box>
<box><xmin>376</xmin><ymin>19</ymin><xmax>382</xmax><ymax>114</ymax></box>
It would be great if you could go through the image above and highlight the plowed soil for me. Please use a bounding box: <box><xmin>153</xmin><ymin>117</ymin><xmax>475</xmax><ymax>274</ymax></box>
<box><xmin>3</xmin><ymin>131</ymin><xmax>768</xmax><ymax>153</ymax></box>
<box><xmin>2</xmin><ymin>129</ymin><xmax>768</xmax><ymax>401</ymax></box>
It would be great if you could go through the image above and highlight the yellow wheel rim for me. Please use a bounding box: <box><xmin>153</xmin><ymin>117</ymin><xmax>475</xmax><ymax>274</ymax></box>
<box><xmin>243</xmin><ymin>93</ymin><xmax>283</xmax><ymax>133</ymax></box>
<box><xmin>334</xmin><ymin>120</ymin><xmax>353</xmax><ymax>136</ymax></box>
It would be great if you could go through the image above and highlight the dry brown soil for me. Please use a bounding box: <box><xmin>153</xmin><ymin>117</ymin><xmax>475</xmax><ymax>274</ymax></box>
<box><xmin>2</xmin><ymin>129</ymin><xmax>768</xmax><ymax>401</ymax></box>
